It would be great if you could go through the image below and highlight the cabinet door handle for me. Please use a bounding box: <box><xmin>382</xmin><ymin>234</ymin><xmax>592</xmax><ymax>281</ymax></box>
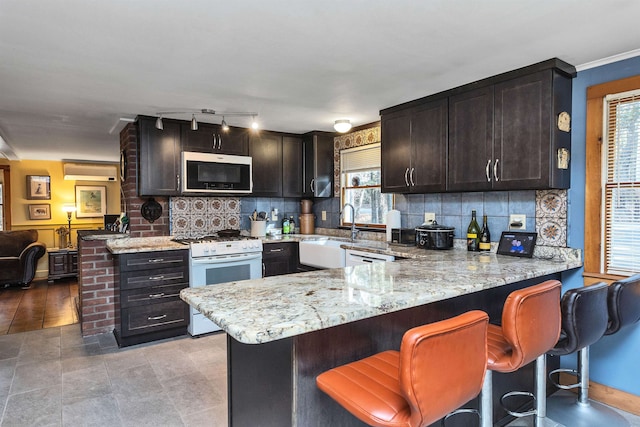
<box><xmin>262</xmin><ymin>262</ymin><xmax>266</xmax><ymax>278</ymax></box>
<box><xmin>148</xmin><ymin>258</ymin><xmax>165</xmax><ymax>263</ymax></box>
<box><xmin>310</xmin><ymin>178</ymin><xmax>315</xmax><ymax>193</ymax></box>
<box><xmin>410</xmin><ymin>168</ymin><xmax>415</xmax><ymax>186</ymax></box>
<box><xmin>149</xmin><ymin>293</ymin><xmax>165</xmax><ymax>298</ymax></box>
<box><xmin>217</xmin><ymin>134</ymin><xmax>222</xmax><ymax>150</ymax></box>
<box><xmin>148</xmin><ymin>314</ymin><xmax>167</xmax><ymax>321</ymax></box>
<box><xmin>404</xmin><ymin>167</ymin><xmax>410</xmax><ymax>187</ymax></box>
<box><xmin>485</xmin><ymin>159</ymin><xmax>491</xmax><ymax>182</ymax></box>
<box><xmin>212</xmin><ymin>133</ymin><xmax>216</xmax><ymax>150</ymax></box>
<box><xmin>148</xmin><ymin>275</ymin><xmax>165</xmax><ymax>280</ymax></box>
<box><xmin>493</xmin><ymin>158</ymin><xmax>500</xmax><ymax>182</ymax></box>
<box><xmin>176</xmin><ymin>174</ymin><xmax>180</xmax><ymax>191</ymax></box>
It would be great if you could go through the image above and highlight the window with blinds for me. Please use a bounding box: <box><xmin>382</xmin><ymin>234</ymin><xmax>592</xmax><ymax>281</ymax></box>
<box><xmin>603</xmin><ymin>89</ymin><xmax>640</xmax><ymax>275</ymax></box>
<box><xmin>340</xmin><ymin>143</ymin><xmax>393</xmax><ymax>227</ymax></box>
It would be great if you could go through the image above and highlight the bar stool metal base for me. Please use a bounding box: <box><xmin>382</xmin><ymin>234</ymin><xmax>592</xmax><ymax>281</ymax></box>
<box><xmin>547</xmin><ymin>390</ymin><xmax>630</xmax><ymax>427</ymax></box>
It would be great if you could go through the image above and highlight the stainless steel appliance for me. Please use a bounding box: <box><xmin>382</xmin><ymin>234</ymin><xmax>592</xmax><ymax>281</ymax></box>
<box><xmin>182</xmin><ymin>151</ymin><xmax>253</xmax><ymax>194</ymax></box>
<box><xmin>178</xmin><ymin>235</ymin><xmax>263</xmax><ymax>335</ymax></box>
<box><xmin>415</xmin><ymin>222</ymin><xmax>455</xmax><ymax>250</ymax></box>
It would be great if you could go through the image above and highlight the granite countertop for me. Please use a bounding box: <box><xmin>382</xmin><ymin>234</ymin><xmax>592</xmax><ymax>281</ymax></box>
<box><xmin>105</xmin><ymin>236</ymin><xmax>187</xmax><ymax>254</ymax></box>
<box><xmin>180</xmin><ymin>247</ymin><xmax>582</xmax><ymax>345</ymax></box>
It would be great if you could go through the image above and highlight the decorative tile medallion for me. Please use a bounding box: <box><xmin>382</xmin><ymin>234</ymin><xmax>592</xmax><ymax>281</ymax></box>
<box><xmin>535</xmin><ymin>190</ymin><xmax>568</xmax><ymax>247</ymax></box>
<box><xmin>170</xmin><ymin>196</ymin><xmax>241</xmax><ymax>238</ymax></box>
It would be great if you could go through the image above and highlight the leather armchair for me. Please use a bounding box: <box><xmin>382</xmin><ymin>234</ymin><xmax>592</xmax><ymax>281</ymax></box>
<box><xmin>0</xmin><ymin>229</ymin><xmax>46</xmax><ymax>287</ymax></box>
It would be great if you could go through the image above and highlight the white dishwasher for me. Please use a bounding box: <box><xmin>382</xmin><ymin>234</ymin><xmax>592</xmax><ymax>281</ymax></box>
<box><xmin>345</xmin><ymin>249</ymin><xmax>395</xmax><ymax>266</ymax></box>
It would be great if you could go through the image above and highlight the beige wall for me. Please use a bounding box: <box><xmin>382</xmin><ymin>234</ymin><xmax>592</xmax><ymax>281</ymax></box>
<box><xmin>2</xmin><ymin>159</ymin><xmax>121</xmax><ymax>278</ymax></box>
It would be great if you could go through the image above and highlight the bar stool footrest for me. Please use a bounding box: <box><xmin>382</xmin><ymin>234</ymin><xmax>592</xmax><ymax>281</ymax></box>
<box><xmin>548</xmin><ymin>367</ymin><xmax>581</xmax><ymax>390</ymax></box>
<box><xmin>442</xmin><ymin>408</ymin><xmax>479</xmax><ymax>426</ymax></box>
<box><xmin>500</xmin><ymin>391</ymin><xmax>537</xmax><ymax>418</ymax></box>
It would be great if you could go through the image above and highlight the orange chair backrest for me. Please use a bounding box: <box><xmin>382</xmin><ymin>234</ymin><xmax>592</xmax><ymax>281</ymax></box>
<box><xmin>501</xmin><ymin>280</ymin><xmax>562</xmax><ymax>370</ymax></box>
<box><xmin>399</xmin><ymin>310</ymin><xmax>489</xmax><ymax>427</ymax></box>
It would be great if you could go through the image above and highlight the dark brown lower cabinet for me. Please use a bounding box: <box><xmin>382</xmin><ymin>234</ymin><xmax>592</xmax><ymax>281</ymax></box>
<box><xmin>262</xmin><ymin>242</ymin><xmax>298</xmax><ymax>277</ymax></box>
<box><xmin>114</xmin><ymin>250</ymin><xmax>189</xmax><ymax>347</ymax></box>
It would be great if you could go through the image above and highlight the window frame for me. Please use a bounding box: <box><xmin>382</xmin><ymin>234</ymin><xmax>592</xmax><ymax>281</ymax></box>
<box><xmin>585</xmin><ymin>74</ymin><xmax>640</xmax><ymax>281</ymax></box>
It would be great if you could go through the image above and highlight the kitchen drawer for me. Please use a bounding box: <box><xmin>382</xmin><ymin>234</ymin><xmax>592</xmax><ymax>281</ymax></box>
<box><xmin>119</xmin><ymin>250</ymin><xmax>188</xmax><ymax>272</ymax></box>
<box><xmin>262</xmin><ymin>242</ymin><xmax>295</xmax><ymax>259</ymax></box>
<box><xmin>120</xmin><ymin>266</ymin><xmax>188</xmax><ymax>290</ymax></box>
<box><xmin>120</xmin><ymin>283</ymin><xmax>186</xmax><ymax>308</ymax></box>
<box><xmin>121</xmin><ymin>300</ymin><xmax>188</xmax><ymax>337</ymax></box>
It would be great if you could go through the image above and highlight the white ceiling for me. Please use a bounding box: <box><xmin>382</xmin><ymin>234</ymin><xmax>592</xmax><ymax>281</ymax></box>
<box><xmin>1</xmin><ymin>0</ymin><xmax>640</xmax><ymax>162</ymax></box>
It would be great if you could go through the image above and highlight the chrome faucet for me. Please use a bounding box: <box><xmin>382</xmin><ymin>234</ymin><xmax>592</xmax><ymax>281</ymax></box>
<box><xmin>341</xmin><ymin>203</ymin><xmax>359</xmax><ymax>241</ymax></box>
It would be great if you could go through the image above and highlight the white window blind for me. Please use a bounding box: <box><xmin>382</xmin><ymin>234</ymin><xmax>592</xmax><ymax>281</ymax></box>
<box><xmin>603</xmin><ymin>89</ymin><xmax>640</xmax><ymax>275</ymax></box>
<box><xmin>341</xmin><ymin>143</ymin><xmax>381</xmax><ymax>172</ymax></box>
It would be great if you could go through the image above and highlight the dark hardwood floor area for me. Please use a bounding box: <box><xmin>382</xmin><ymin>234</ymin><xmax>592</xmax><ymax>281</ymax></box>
<box><xmin>0</xmin><ymin>278</ymin><xmax>79</xmax><ymax>334</ymax></box>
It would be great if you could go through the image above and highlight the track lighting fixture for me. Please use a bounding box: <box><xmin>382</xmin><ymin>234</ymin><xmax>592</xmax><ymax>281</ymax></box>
<box><xmin>334</xmin><ymin>119</ymin><xmax>352</xmax><ymax>133</ymax></box>
<box><xmin>154</xmin><ymin>109</ymin><xmax>259</xmax><ymax>131</ymax></box>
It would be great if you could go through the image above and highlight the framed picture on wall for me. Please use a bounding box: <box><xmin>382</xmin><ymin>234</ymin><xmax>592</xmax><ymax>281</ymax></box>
<box><xmin>28</xmin><ymin>204</ymin><xmax>51</xmax><ymax>220</ymax></box>
<box><xmin>75</xmin><ymin>185</ymin><xmax>106</xmax><ymax>218</ymax></box>
<box><xmin>26</xmin><ymin>175</ymin><xmax>51</xmax><ymax>200</ymax></box>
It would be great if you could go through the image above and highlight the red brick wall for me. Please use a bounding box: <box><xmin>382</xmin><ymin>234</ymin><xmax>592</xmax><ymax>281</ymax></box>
<box><xmin>78</xmin><ymin>239</ymin><xmax>117</xmax><ymax>336</ymax></box>
<box><xmin>120</xmin><ymin>122</ymin><xmax>170</xmax><ymax>237</ymax></box>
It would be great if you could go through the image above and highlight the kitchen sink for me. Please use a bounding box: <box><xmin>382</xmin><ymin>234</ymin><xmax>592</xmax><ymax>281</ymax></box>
<box><xmin>299</xmin><ymin>239</ymin><xmax>347</xmax><ymax>269</ymax></box>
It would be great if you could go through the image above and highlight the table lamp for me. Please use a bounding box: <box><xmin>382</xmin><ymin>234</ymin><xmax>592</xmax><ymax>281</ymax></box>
<box><xmin>62</xmin><ymin>204</ymin><xmax>76</xmax><ymax>248</ymax></box>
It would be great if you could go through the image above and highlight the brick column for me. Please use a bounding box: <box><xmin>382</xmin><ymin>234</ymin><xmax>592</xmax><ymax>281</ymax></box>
<box><xmin>78</xmin><ymin>239</ymin><xmax>117</xmax><ymax>336</ymax></box>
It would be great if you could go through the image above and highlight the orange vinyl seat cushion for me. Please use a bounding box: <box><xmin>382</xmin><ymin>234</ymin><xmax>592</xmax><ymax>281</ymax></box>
<box><xmin>316</xmin><ymin>310</ymin><xmax>489</xmax><ymax>427</ymax></box>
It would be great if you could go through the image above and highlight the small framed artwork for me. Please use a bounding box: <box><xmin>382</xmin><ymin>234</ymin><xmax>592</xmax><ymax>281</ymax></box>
<box><xmin>28</xmin><ymin>204</ymin><xmax>51</xmax><ymax>220</ymax></box>
<box><xmin>497</xmin><ymin>231</ymin><xmax>538</xmax><ymax>258</ymax></box>
<box><xmin>75</xmin><ymin>185</ymin><xmax>107</xmax><ymax>218</ymax></box>
<box><xmin>26</xmin><ymin>175</ymin><xmax>51</xmax><ymax>200</ymax></box>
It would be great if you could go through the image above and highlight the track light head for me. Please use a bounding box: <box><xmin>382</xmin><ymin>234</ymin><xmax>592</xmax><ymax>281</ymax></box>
<box><xmin>155</xmin><ymin>116</ymin><xmax>163</xmax><ymax>130</ymax></box>
<box><xmin>191</xmin><ymin>114</ymin><xmax>198</xmax><ymax>131</ymax></box>
<box><xmin>221</xmin><ymin>117</ymin><xmax>229</xmax><ymax>131</ymax></box>
<box><xmin>251</xmin><ymin>115</ymin><xmax>259</xmax><ymax>130</ymax></box>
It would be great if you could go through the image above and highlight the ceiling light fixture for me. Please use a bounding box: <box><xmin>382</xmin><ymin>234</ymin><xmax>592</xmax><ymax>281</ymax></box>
<box><xmin>334</xmin><ymin>119</ymin><xmax>352</xmax><ymax>133</ymax></box>
<box><xmin>154</xmin><ymin>109</ymin><xmax>259</xmax><ymax>131</ymax></box>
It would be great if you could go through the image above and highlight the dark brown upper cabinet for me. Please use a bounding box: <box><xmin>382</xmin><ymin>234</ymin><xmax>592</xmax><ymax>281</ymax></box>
<box><xmin>381</xmin><ymin>98</ymin><xmax>448</xmax><ymax>193</ymax></box>
<box><xmin>381</xmin><ymin>58</ymin><xmax>575</xmax><ymax>193</ymax></box>
<box><xmin>181</xmin><ymin>123</ymin><xmax>249</xmax><ymax>156</ymax></box>
<box><xmin>249</xmin><ymin>131</ymin><xmax>283</xmax><ymax>197</ymax></box>
<box><xmin>302</xmin><ymin>132</ymin><xmax>334</xmax><ymax>198</ymax></box>
<box><xmin>282</xmin><ymin>135</ymin><xmax>304</xmax><ymax>197</ymax></box>
<box><xmin>138</xmin><ymin>116</ymin><xmax>182</xmax><ymax>196</ymax></box>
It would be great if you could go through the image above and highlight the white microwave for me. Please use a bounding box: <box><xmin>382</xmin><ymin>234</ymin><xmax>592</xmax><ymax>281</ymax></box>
<box><xmin>182</xmin><ymin>151</ymin><xmax>253</xmax><ymax>194</ymax></box>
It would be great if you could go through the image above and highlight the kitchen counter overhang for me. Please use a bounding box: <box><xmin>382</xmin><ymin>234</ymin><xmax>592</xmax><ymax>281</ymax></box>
<box><xmin>180</xmin><ymin>248</ymin><xmax>581</xmax><ymax>345</ymax></box>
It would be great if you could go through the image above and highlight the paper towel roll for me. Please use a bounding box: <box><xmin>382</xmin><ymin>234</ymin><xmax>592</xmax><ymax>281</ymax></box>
<box><xmin>386</xmin><ymin>209</ymin><xmax>401</xmax><ymax>242</ymax></box>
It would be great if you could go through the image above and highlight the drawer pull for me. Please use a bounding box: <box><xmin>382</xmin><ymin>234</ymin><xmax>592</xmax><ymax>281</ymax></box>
<box><xmin>148</xmin><ymin>258</ymin><xmax>165</xmax><ymax>263</ymax></box>
<box><xmin>148</xmin><ymin>314</ymin><xmax>167</xmax><ymax>321</ymax></box>
<box><xmin>149</xmin><ymin>275</ymin><xmax>165</xmax><ymax>280</ymax></box>
<box><xmin>269</xmin><ymin>248</ymin><xmax>284</xmax><ymax>253</ymax></box>
<box><xmin>148</xmin><ymin>293</ymin><xmax>165</xmax><ymax>298</ymax></box>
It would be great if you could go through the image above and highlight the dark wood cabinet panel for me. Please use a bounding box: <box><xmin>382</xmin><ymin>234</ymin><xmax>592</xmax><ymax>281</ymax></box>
<box><xmin>381</xmin><ymin>98</ymin><xmax>447</xmax><ymax>193</ymax></box>
<box><xmin>249</xmin><ymin>131</ymin><xmax>283</xmax><ymax>197</ymax></box>
<box><xmin>182</xmin><ymin>123</ymin><xmax>249</xmax><ymax>155</ymax></box>
<box><xmin>138</xmin><ymin>116</ymin><xmax>181</xmax><ymax>196</ymax></box>
<box><xmin>47</xmin><ymin>249</ymin><xmax>78</xmax><ymax>282</ymax></box>
<box><xmin>115</xmin><ymin>250</ymin><xmax>189</xmax><ymax>347</ymax></box>
<box><xmin>448</xmin><ymin>86</ymin><xmax>494</xmax><ymax>192</ymax></box>
<box><xmin>282</xmin><ymin>136</ymin><xmax>303</xmax><ymax>197</ymax></box>
<box><xmin>263</xmin><ymin>242</ymin><xmax>298</xmax><ymax>277</ymax></box>
<box><xmin>302</xmin><ymin>132</ymin><xmax>334</xmax><ymax>198</ymax></box>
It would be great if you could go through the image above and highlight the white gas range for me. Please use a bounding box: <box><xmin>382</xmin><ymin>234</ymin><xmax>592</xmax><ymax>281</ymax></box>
<box><xmin>176</xmin><ymin>235</ymin><xmax>263</xmax><ymax>336</ymax></box>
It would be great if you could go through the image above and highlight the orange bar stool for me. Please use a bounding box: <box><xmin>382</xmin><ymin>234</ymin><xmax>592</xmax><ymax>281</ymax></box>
<box><xmin>545</xmin><ymin>282</ymin><xmax>629</xmax><ymax>426</ymax></box>
<box><xmin>316</xmin><ymin>310</ymin><xmax>489</xmax><ymax>427</ymax></box>
<box><xmin>480</xmin><ymin>280</ymin><xmax>562</xmax><ymax>427</ymax></box>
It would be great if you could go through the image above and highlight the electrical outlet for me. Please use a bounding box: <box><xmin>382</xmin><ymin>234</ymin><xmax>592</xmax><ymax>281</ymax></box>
<box><xmin>424</xmin><ymin>212</ymin><xmax>436</xmax><ymax>224</ymax></box>
<box><xmin>509</xmin><ymin>214</ymin><xmax>526</xmax><ymax>230</ymax></box>
<box><xmin>322</xmin><ymin>211</ymin><xmax>327</xmax><ymax>221</ymax></box>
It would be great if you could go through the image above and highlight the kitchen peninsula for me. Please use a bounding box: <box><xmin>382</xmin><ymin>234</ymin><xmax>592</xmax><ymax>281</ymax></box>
<box><xmin>180</xmin><ymin>245</ymin><xmax>581</xmax><ymax>427</ymax></box>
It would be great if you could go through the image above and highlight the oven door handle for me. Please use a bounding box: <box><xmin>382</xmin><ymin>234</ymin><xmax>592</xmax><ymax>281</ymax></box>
<box><xmin>191</xmin><ymin>252</ymin><xmax>263</xmax><ymax>264</ymax></box>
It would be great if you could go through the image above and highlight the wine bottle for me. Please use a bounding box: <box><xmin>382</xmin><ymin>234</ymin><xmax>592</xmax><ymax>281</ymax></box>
<box><xmin>479</xmin><ymin>214</ymin><xmax>491</xmax><ymax>251</ymax></box>
<box><xmin>289</xmin><ymin>216</ymin><xmax>296</xmax><ymax>234</ymax></box>
<box><xmin>467</xmin><ymin>210</ymin><xmax>480</xmax><ymax>251</ymax></box>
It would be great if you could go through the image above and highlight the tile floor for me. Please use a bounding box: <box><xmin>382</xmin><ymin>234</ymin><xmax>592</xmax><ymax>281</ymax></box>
<box><xmin>1</xmin><ymin>324</ymin><xmax>639</xmax><ymax>426</ymax></box>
